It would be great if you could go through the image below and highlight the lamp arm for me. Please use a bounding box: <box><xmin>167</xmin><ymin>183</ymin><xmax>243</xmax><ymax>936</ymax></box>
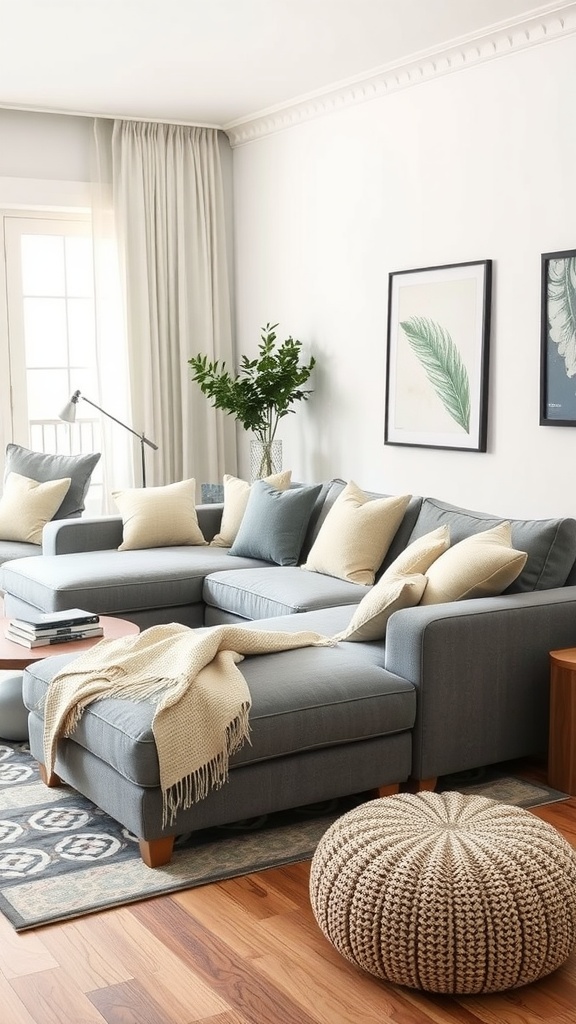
<box><xmin>80</xmin><ymin>395</ymin><xmax>158</xmax><ymax>450</ymax></box>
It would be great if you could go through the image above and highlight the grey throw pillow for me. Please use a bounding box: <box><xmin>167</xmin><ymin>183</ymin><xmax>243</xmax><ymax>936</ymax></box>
<box><xmin>4</xmin><ymin>444</ymin><xmax>101</xmax><ymax>519</ymax></box>
<box><xmin>229</xmin><ymin>480</ymin><xmax>323</xmax><ymax>566</ymax></box>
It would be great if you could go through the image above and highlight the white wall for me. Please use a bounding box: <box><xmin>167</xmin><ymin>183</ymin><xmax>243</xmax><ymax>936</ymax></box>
<box><xmin>232</xmin><ymin>35</ymin><xmax>576</xmax><ymax>519</ymax></box>
<box><xmin>0</xmin><ymin>109</ymin><xmax>93</xmax><ymax>182</ymax></box>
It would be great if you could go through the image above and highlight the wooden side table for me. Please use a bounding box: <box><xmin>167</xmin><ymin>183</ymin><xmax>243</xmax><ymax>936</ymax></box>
<box><xmin>548</xmin><ymin>647</ymin><xmax>576</xmax><ymax>795</ymax></box>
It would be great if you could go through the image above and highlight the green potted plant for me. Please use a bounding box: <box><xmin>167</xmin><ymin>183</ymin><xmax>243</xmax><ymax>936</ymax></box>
<box><xmin>188</xmin><ymin>323</ymin><xmax>316</xmax><ymax>478</ymax></box>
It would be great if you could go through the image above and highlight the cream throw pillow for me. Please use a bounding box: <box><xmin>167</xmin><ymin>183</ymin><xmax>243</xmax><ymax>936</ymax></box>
<box><xmin>0</xmin><ymin>471</ymin><xmax>71</xmax><ymax>545</ymax></box>
<box><xmin>302</xmin><ymin>481</ymin><xmax>411</xmax><ymax>585</ymax></box>
<box><xmin>420</xmin><ymin>522</ymin><xmax>527</xmax><ymax>604</ymax></box>
<box><xmin>334</xmin><ymin>572</ymin><xmax>428</xmax><ymax>643</ymax></box>
<box><xmin>113</xmin><ymin>479</ymin><xmax>207</xmax><ymax>550</ymax></box>
<box><xmin>382</xmin><ymin>525</ymin><xmax>450</xmax><ymax>578</ymax></box>
<box><xmin>211</xmin><ymin>470</ymin><xmax>292</xmax><ymax>547</ymax></box>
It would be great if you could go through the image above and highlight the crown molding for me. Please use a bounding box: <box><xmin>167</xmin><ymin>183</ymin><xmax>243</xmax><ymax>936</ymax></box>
<box><xmin>225</xmin><ymin>1</ymin><xmax>576</xmax><ymax>148</ymax></box>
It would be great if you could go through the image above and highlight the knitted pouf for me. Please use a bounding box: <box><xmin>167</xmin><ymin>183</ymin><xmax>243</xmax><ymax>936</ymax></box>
<box><xmin>309</xmin><ymin>791</ymin><xmax>576</xmax><ymax>994</ymax></box>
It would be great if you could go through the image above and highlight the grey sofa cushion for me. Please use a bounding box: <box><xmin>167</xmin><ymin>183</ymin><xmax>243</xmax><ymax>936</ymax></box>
<box><xmin>0</xmin><ymin>547</ymin><xmax>271</xmax><ymax>616</ymax></box>
<box><xmin>407</xmin><ymin>497</ymin><xmax>576</xmax><ymax>592</ymax></box>
<box><xmin>0</xmin><ymin>538</ymin><xmax>41</xmax><ymax>568</ymax></box>
<box><xmin>229</xmin><ymin>480</ymin><xmax>322</xmax><ymax>566</ymax></box>
<box><xmin>4</xmin><ymin>444</ymin><xmax>101</xmax><ymax>519</ymax></box>
<box><xmin>23</xmin><ymin>608</ymin><xmax>415</xmax><ymax>788</ymax></box>
<box><xmin>203</xmin><ymin>566</ymin><xmax>370</xmax><ymax>620</ymax></box>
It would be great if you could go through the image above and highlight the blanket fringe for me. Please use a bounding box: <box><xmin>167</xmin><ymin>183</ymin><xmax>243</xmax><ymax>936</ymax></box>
<box><xmin>162</xmin><ymin>704</ymin><xmax>251</xmax><ymax>827</ymax></box>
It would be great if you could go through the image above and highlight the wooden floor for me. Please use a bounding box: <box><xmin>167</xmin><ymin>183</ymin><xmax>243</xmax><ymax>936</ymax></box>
<box><xmin>0</xmin><ymin>789</ymin><xmax>575</xmax><ymax>1024</ymax></box>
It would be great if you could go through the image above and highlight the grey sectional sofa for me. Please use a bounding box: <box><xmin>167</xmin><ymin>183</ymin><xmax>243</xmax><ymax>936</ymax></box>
<box><xmin>4</xmin><ymin>479</ymin><xmax>576</xmax><ymax>866</ymax></box>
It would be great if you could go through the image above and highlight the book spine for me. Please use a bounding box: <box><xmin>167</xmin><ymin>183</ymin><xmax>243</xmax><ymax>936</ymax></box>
<box><xmin>11</xmin><ymin>624</ymin><xmax>100</xmax><ymax>639</ymax></box>
<box><xmin>11</xmin><ymin>615</ymin><xmax>100</xmax><ymax>632</ymax></box>
<box><xmin>6</xmin><ymin>629</ymin><xmax>103</xmax><ymax>649</ymax></box>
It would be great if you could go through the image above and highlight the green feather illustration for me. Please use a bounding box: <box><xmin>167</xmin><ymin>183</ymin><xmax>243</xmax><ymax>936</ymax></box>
<box><xmin>400</xmin><ymin>315</ymin><xmax>470</xmax><ymax>432</ymax></box>
<box><xmin>547</xmin><ymin>257</ymin><xmax>576</xmax><ymax>378</ymax></box>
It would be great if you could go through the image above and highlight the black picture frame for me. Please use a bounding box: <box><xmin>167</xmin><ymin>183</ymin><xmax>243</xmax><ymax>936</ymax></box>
<box><xmin>385</xmin><ymin>259</ymin><xmax>492</xmax><ymax>452</ymax></box>
<box><xmin>540</xmin><ymin>249</ymin><xmax>576</xmax><ymax>426</ymax></box>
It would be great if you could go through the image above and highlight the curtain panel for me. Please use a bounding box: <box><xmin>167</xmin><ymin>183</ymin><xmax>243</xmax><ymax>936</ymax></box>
<box><xmin>94</xmin><ymin>119</ymin><xmax>237</xmax><ymax>491</ymax></box>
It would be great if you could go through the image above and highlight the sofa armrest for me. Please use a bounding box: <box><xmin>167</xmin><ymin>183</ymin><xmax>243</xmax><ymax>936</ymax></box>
<box><xmin>385</xmin><ymin>587</ymin><xmax>576</xmax><ymax>782</ymax></box>
<box><xmin>196</xmin><ymin>503</ymin><xmax>223</xmax><ymax>543</ymax></box>
<box><xmin>42</xmin><ymin>503</ymin><xmax>225</xmax><ymax>554</ymax></box>
<box><xmin>42</xmin><ymin>516</ymin><xmax>124</xmax><ymax>554</ymax></box>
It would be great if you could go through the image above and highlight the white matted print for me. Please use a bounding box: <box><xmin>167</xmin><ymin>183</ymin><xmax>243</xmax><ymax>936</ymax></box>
<box><xmin>385</xmin><ymin>260</ymin><xmax>492</xmax><ymax>451</ymax></box>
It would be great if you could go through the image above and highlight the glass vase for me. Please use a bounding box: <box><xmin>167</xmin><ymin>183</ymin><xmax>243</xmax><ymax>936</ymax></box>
<box><xmin>250</xmin><ymin>439</ymin><xmax>282</xmax><ymax>481</ymax></box>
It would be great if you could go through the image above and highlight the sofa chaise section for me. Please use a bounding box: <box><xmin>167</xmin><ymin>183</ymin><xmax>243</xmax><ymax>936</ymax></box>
<box><xmin>22</xmin><ymin>605</ymin><xmax>415</xmax><ymax>865</ymax></box>
<box><xmin>1</xmin><ymin>546</ymin><xmax>274</xmax><ymax>630</ymax></box>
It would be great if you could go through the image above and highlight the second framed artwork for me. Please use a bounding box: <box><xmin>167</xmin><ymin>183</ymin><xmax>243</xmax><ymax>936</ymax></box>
<box><xmin>540</xmin><ymin>248</ymin><xmax>576</xmax><ymax>426</ymax></box>
<box><xmin>385</xmin><ymin>260</ymin><xmax>492</xmax><ymax>451</ymax></box>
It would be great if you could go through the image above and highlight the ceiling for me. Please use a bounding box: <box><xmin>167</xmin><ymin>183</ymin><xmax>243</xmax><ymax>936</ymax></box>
<box><xmin>0</xmin><ymin>0</ymin><xmax>566</xmax><ymax>128</ymax></box>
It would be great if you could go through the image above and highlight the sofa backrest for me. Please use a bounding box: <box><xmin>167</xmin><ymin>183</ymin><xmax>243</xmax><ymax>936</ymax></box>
<box><xmin>298</xmin><ymin>477</ymin><xmax>423</xmax><ymax>573</ymax></box>
<box><xmin>297</xmin><ymin>480</ymin><xmax>576</xmax><ymax>593</ymax></box>
<box><xmin>406</xmin><ymin>496</ymin><xmax>576</xmax><ymax>592</ymax></box>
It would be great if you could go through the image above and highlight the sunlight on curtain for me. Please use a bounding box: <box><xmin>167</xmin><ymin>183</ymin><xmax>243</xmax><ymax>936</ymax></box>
<box><xmin>91</xmin><ymin>120</ymin><xmax>135</xmax><ymax>505</ymax></box>
<box><xmin>100</xmin><ymin>119</ymin><xmax>237</xmax><ymax>490</ymax></box>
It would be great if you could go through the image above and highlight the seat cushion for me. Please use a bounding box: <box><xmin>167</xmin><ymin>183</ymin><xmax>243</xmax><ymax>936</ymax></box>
<box><xmin>0</xmin><ymin>547</ymin><xmax>271</xmax><ymax>616</ymax></box>
<box><xmin>203</xmin><ymin>566</ymin><xmax>370</xmax><ymax>620</ymax></box>
<box><xmin>23</xmin><ymin>607</ymin><xmax>415</xmax><ymax>789</ymax></box>
<box><xmin>408</xmin><ymin>497</ymin><xmax>576</xmax><ymax>592</ymax></box>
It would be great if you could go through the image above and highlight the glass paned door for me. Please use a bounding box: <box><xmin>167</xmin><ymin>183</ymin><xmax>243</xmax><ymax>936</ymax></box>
<box><xmin>2</xmin><ymin>214</ymin><xmax>103</xmax><ymax>513</ymax></box>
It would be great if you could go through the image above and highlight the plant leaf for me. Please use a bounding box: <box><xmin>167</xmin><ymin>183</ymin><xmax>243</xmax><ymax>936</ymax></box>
<box><xmin>547</xmin><ymin>257</ymin><xmax>576</xmax><ymax>378</ymax></box>
<box><xmin>400</xmin><ymin>316</ymin><xmax>471</xmax><ymax>432</ymax></box>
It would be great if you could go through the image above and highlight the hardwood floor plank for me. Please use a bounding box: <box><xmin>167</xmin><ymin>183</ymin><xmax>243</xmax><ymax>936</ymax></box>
<box><xmin>399</xmin><ymin>990</ymin><xmax>500</xmax><ymax>1024</ymax></box>
<box><xmin>255</xmin><ymin>860</ymin><xmax>312</xmax><ymax>904</ymax></box>
<box><xmin>132</xmin><ymin>896</ymin><xmax>320</xmax><ymax>1024</ymax></box>
<box><xmin>173</xmin><ymin>882</ymin><xmax>278</xmax><ymax>959</ymax></box>
<box><xmin>0</xmin><ymin>910</ymin><xmax>59</xmax><ymax>978</ymax></box>
<box><xmin>195</xmin><ymin>1013</ymin><xmax>255</xmax><ymax>1024</ymax></box>
<box><xmin>39</xmin><ymin>919</ymin><xmax>134</xmax><ymax>991</ymax></box>
<box><xmin>88</xmin><ymin>978</ymin><xmax>184</xmax><ymax>1024</ymax></box>
<box><xmin>136</xmin><ymin>963</ymin><xmax>230</xmax><ymax>1023</ymax></box>
<box><xmin>252</xmin><ymin>949</ymin><xmax>440</xmax><ymax>1024</ymax></box>
<box><xmin>0</xmin><ymin>971</ymin><xmax>38</xmax><ymax>1024</ymax></box>
<box><xmin>212</xmin><ymin>870</ymin><xmax>303</xmax><ymax>919</ymax></box>
<box><xmin>9</xmin><ymin>966</ymin><xmax>108</xmax><ymax>1023</ymax></box>
<box><xmin>70</xmin><ymin>903</ymin><xmax>198</xmax><ymax>978</ymax></box>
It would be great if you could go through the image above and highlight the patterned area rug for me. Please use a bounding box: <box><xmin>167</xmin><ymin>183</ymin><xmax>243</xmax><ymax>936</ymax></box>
<box><xmin>0</xmin><ymin>741</ymin><xmax>569</xmax><ymax>931</ymax></box>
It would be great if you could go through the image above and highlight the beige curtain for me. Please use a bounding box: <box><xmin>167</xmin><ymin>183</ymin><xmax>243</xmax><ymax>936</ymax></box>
<box><xmin>90</xmin><ymin>120</ymin><xmax>135</xmax><ymax>505</ymax></box>
<box><xmin>95</xmin><ymin>119</ymin><xmax>237</xmax><ymax>490</ymax></box>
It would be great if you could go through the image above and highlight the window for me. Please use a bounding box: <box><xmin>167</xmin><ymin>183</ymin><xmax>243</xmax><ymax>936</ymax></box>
<box><xmin>1</xmin><ymin>213</ymin><xmax>104</xmax><ymax>513</ymax></box>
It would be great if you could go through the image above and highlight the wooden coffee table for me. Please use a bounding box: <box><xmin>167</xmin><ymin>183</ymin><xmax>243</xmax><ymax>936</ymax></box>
<box><xmin>0</xmin><ymin>615</ymin><xmax>140</xmax><ymax>671</ymax></box>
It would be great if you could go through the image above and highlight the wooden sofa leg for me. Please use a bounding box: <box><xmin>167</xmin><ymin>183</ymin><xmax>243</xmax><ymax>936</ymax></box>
<box><xmin>374</xmin><ymin>783</ymin><xmax>401</xmax><ymax>798</ymax></box>
<box><xmin>38</xmin><ymin>762</ymin><xmax>62</xmax><ymax>787</ymax></box>
<box><xmin>139</xmin><ymin>836</ymin><xmax>175</xmax><ymax>868</ymax></box>
<box><xmin>404</xmin><ymin>777</ymin><xmax>438</xmax><ymax>793</ymax></box>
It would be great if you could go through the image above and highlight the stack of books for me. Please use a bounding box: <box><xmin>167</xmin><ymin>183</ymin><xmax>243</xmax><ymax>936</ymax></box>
<box><xmin>5</xmin><ymin>608</ymin><xmax>103</xmax><ymax>649</ymax></box>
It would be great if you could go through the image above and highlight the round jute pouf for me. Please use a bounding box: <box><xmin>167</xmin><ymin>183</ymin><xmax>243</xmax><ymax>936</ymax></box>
<box><xmin>309</xmin><ymin>790</ymin><xmax>576</xmax><ymax>994</ymax></box>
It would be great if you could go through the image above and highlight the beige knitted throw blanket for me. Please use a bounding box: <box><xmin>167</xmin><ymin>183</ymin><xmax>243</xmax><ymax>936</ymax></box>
<box><xmin>42</xmin><ymin>622</ymin><xmax>334</xmax><ymax>826</ymax></box>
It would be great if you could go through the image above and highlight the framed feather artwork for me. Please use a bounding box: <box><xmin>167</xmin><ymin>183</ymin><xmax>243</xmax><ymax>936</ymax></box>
<box><xmin>540</xmin><ymin>249</ymin><xmax>576</xmax><ymax>426</ymax></box>
<box><xmin>385</xmin><ymin>260</ymin><xmax>492</xmax><ymax>452</ymax></box>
